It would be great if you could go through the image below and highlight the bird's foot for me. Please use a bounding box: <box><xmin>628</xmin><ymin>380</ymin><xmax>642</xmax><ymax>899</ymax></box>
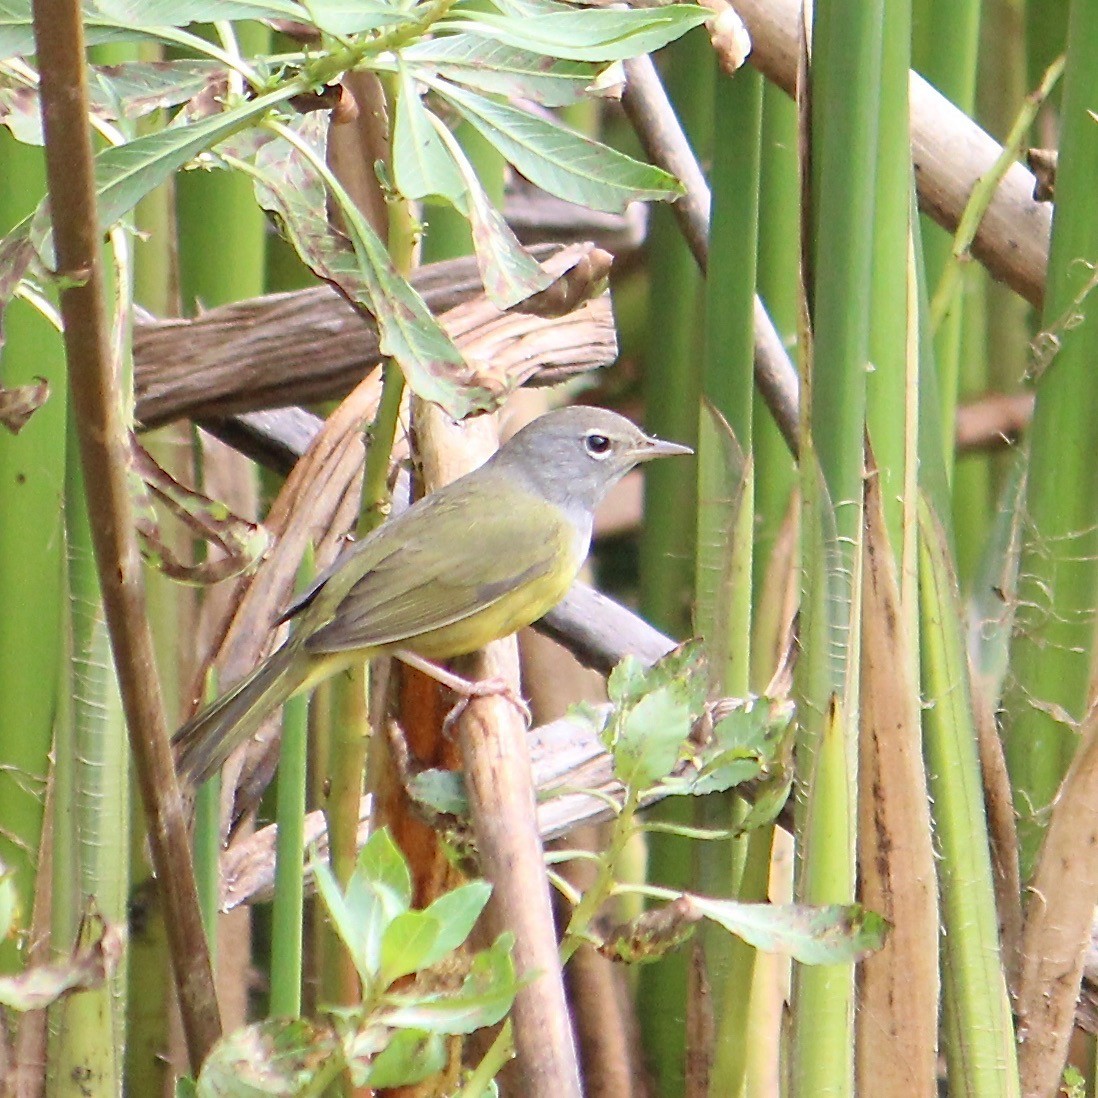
<box><xmin>393</xmin><ymin>649</ymin><xmax>531</xmax><ymax>733</ymax></box>
<box><xmin>442</xmin><ymin>676</ymin><xmax>532</xmax><ymax>737</ymax></box>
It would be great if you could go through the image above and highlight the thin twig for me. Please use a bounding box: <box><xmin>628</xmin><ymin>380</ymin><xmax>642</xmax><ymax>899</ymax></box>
<box><xmin>31</xmin><ymin>0</ymin><xmax>221</xmax><ymax>1069</ymax></box>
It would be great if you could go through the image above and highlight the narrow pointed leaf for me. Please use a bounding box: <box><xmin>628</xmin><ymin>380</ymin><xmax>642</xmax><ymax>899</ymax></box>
<box><xmin>418</xmin><ymin>881</ymin><xmax>492</xmax><ymax>968</ymax></box>
<box><xmin>427</xmin><ymin>110</ymin><xmax>552</xmax><ymax>307</ymax></box>
<box><xmin>291</xmin><ymin>0</ymin><xmax>415</xmax><ymax>35</ymax></box>
<box><xmin>428</xmin><ymin>77</ymin><xmax>683</xmax><ymax>213</ymax></box>
<box><xmin>443</xmin><ymin>5</ymin><xmax>711</xmax><ymax>62</ymax></box>
<box><xmin>250</xmin><ymin>120</ymin><xmax>497</xmax><ymax>417</ymax></box>
<box><xmin>91</xmin><ymin>59</ymin><xmax>227</xmax><ymax>121</ymax></box>
<box><xmin>0</xmin><ymin>0</ymin><xmax>304</xmax><ymax>57</ymax></box>
<box><xmin>392</xmin><ymin>67</ymin><xmax>467</xmax><ymax>206</ymax></box>
<box><xmin>402</xmin><ymin>35</ymin><xmax>598</xmax><ymax>106</ymax></box>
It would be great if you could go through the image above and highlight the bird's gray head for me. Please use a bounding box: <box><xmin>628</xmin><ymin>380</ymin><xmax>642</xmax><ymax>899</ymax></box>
<box><xmin>492</xmin><ymin>405</ymin><xmax>692</xmax><ymax>516</ymax></box>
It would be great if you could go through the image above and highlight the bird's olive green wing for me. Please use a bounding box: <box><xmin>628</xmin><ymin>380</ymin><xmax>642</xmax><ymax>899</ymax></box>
<box><xmin>301</xmin><ymin>481</ymin><xmax>583</xmax><ymax>654</ymax></box>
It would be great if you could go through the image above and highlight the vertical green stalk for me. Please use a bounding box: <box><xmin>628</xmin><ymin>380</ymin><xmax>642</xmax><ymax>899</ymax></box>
<box><xmin>1004</xmin><ymin>0</ymin><xmax>1098</xmax><ymax>877</ymax></box>
<box><xmin>792</xmin><ymin>0</ymin><xmax>883</xmax><ymax>1092</ymax></box>
<box><xmin>697</xmin><ymin>65</ymin><xmax>761</xmax><ymax>685</ymax></box>
<box><xmin>53</xmin><ymin>46</ymin><xmax>134</xmax><ymax>1074</ymax></box>
<box><xmin>637</xmin><ymin>31</ymin><xmax>713</xmax><ymax>1097</ymax></box>
<box><xmin>866</xmin><ymin>0</ymin><xmax>914</xmax><ymax>580</ymax></box>
<box><xmin>640</xmin><ymin>28</ymin><xmax>712</xmax><ymax>639</ymax></box>
<box><xmin>270</xmin><ymin>685</ymin><xmax>309</xmax><ymax>1016</ymax></box>
<box><xmin>0</xmin><ymin>134</ymin><xmax>65</xmax><ymax>975</ymax></box>
<box><xmin>694</xmin><ymin>64</ymin><xmax>763</xmax><ymax>1098</ymax></box>
<box><xmin>977</xmin><ymin>0</ymin><xmax>1030</xmax><ymax>506</ymax></box>
<box><xmin>176</xmin><ymin>23</ymin><xmax>270</xmax><ymax>314</ymax></box>
<box><xmin>916</xmin><ymin>0</ymin><xmax>988</xmax><ymax>585</ymax></box>
<box><xmin>919</xmin><ymin>500</ymin><xmax>1020</xmax><ymax>1097</ymax></box>
<box><xmin>904</xmin><ymin>198</ymin><xmax>1020</xmax><ymax>1095</ymax></box>
<box><xmin>914</xmin><ymin>0</ymin><xmax>984</xmax><ymax>483</ymax></box>
<box><xmin>127</xmin><ymin>44</ymin><xmax>180</xmax><ymax>1093</ymax></box>
<box><xmin>51</xmin><ymin>396</ymin><xmax>129</xmax><ymax>1095</ymax></box>
<box><xmin>752</xmin><ymin>83</ymin><xmax>798</xmax><ymax>612</ymax></box>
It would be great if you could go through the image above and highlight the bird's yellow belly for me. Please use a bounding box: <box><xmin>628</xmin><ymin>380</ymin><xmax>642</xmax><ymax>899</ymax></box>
<box><xmin>399</xmin><ymin>560</ymin><xmax>578</xmax><ymax>660</ymax></box>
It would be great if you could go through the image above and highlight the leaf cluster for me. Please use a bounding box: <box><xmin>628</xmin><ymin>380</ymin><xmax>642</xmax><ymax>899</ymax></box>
<box><xmin>193</xmin><ymin>829</ymin><xmax>517</xmax><ymax>1094</ymax></box>
<box><xmin>0</xmin><ymin>0</ymin><xmax>708</xmax><ymax>420</ymax></box>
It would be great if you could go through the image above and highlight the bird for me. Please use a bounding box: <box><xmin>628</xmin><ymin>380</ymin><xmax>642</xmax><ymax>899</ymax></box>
<box><xmin>173</xmin><ymin>405</ymin><xmax>691</xmax><ymax>783</ymax></box>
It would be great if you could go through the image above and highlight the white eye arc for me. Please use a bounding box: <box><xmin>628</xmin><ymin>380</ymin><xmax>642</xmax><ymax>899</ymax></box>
<box><xmin>584</xmin><ymin>432</ymin><xmax>613</xmax><ymax>458</ymax></box>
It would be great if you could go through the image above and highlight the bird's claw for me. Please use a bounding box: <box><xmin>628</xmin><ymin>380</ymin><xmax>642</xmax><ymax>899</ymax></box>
<box><xmin>441</xmin><ymin>676</ymin><xmax>532</xmax><ymax>737</ymax></box>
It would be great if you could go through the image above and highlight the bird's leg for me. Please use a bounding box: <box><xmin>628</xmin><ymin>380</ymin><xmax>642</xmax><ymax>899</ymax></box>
<box><xmin>392</xmin><ymin>649</ymin><xmax>532</xmax><ymax>733</ymax></box>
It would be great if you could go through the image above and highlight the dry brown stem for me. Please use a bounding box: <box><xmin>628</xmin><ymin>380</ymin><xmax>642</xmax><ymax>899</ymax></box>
<box><xmin>31</xmin><ymin>0</ymin><xmax>221</xmax><ymax>1068</ymax></box>
<box><xmin>855</xmin><ymin>467</ymin><xmax>938</xmax><ymax>1095</ymax></box>
<box><xmin>1016</xmin><ymin>704</ymin><xmax>1098</xmax><ymax>1096</ymax></box>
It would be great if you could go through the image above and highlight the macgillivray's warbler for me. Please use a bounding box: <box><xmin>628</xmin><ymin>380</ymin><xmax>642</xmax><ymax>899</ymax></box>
<box><xmin>173</xmin><ymin>405</ymin><xmax>691</xmax><ymax>783</ymax></box>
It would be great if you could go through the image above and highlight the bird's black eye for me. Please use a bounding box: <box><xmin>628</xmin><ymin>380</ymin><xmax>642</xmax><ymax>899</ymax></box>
<box><xmin>585</xmin><ymin>432</ymin><xmax>612</xmax><ymax>457</ymax></box>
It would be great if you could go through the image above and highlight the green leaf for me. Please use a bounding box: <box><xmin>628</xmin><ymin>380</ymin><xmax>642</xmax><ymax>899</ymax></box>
<box><xmin>250</xmin><ymin>118</ymin><xmax>498</xmax><ymax>419</ymax></box>
<box><xmin>602</xmin><ymin>644</ymin><xmax>711</xmax><ymax>787</ymax></box>
<box><xmin>313</xmin><ymin>860</ymin><xmax>372</xmax><ymax>976</ymax></box>
<box><xmin>196</xmin><ymin>1017</ymin><xmax>344</xmax><ymax>1097</ymax></box>
<box><xmin>354</xmin><ymin>828</ymin><xmax>413</xmax><ymax>909</ymax></box>
<box><xmin>292</xmin><ymin>0</ymin><xmax>415</xmax><ymax>35</ymax></box>
<box><xmin>402</xmin><ymin>34</ymin><xmax>599</xmax><ymax>107</ymax></box>
<box><xmin>392</xmin><ymin>67</ymin><xmax>467</xmax><ymax>207</ymax></box>
<box><xmin>689</xmin><ymin>895</ymin><xmax>888</xmax><ymax>965</ymax></box>
<box><xmin>0</xmin><ymin>0</ymin><xmax>305</xmax><ymax>58</ymax></box>
<box><xmin>428</xmin><ymin>77</ymin><xmax>683</xmax><ymax>213</ymax></box>
<box><xmin>677</xmin><ymin>753</ymin><xmax>764</xmax><ymax>796</ymax></box>
<box><xmin>426</xmin><ymin>109</ymin><xmax>552</xmax><ymax>307</ymax></box>
<box><xmin>313</xmin><ymin>830</ymin><xmax>413</xmax><ymax>981</ymax></box>
<box><xmin>392</xmin><ymin>67</ymin><xmax>552</xmax><ymax>307</ymax></box>
<box><xmin>90</xmin><ymin>0</ymin><xmax>303</xmax><ymax>23</ymax></box>
<box><xmin>606</xmin><ymin>655</ymin><xmax>650</xmax><ymax>708</ymax></box>
<box><xmin>93</xmin><ymin>87</ymin><xmax>294</xmax><ymax>235</ymax></box>
<box><xmin>0</xmin><ymin>82</ymin><xmax>44</xmax><ymax>145</ymax></box>
<box><xmin>361</xmin><ymin>1029</ymin><xmax>447</xmax><ymax>1088</ymax></box>
<box><xmin>562</xmin><ymin>699</ymin><xmax>610</xmax><ymax>740</ymax></box>
<box><xmin>673</xmin><ymin>698</ymin><xmax>788</xmax><ymax>794</ymax></box>
<box><xmin>91</xmin><ymin>59</ymin><xmax>227</xmax><ymax>122</ymax></box>
<box><xmin>443</xmin><ymin>4</ymin><xmax>711</xmax><ymax>63</ymax></box>
<box><xmin>406</xmin><ymin>768</ymin><xmax>469</xmax><ymax>815</ymax></box>
<box><xmin>419</xmin><ymin>881</ymin><xmax>492</xmax><ymax>968</ymax></box>
<box><xmin>612</xmin><ymin>684</ymin><xmax>693</xmax><ymax>788</ymax></box>
<box><xmin>734</xmin><ymin>771</ymin><xmax>793</xmax><ymax>831</ymax></box>
<box><xmin>379</xmin><ymin>910</ymin><xmax>443</xmax><ymax>986</ymax></box>
<box><xmin>609</xmin><ymin>641</ymin><xmax>709</xmax><ymax>706</ymax></box>
<box><xmin>379</xmin><ymin>934</ymin><xmax>518</xmax><ymax>1035</ymax></box>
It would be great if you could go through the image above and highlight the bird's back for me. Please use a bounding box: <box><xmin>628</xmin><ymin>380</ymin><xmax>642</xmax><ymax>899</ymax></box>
<box><xmin>291</xmin><ymin>463</ymin><xmax>590</xmax><ymax>659</ymax></box>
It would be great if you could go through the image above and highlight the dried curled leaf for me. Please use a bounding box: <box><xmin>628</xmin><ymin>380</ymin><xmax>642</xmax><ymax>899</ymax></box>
<box><xmin>0</xmin><ymin>376</ymin><xmax>48</xmax><ymax>434</ymax></box>
<box><xmin>130</xmin><ymin>437</ymin><xmax>270</xmax><ymax>585</ymax></box>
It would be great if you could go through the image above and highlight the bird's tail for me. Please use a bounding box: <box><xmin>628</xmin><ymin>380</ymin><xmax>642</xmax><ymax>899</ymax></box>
<box><xmin>173</xmin><ymin>645</ymin><xmax>306</xmax><ymax>786</ymax></box>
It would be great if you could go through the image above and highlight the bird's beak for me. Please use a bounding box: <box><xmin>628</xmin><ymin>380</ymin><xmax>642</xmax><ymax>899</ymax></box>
<box><xmin>634</xmin><ymin>436</ymin><xmax>693</xmax><ymax>461</ymax></box>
